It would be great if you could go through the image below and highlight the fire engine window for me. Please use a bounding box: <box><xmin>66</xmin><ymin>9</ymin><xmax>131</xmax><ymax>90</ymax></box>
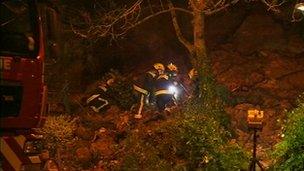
<box><xmin>0</xmin><ymin>0</ymin><xmax>38</xmax><ymax>57</ymax></box>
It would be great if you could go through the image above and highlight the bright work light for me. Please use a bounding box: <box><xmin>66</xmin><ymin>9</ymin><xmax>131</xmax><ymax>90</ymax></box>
<box><xmin>295</xmin><ymin>3</ymin><xmax>304</xmax><ymax>11</ymax></box>
<box><xmin>168</xmin><ymin>85</ymin><xmax>179</xmax><ymax>99</ymax></box>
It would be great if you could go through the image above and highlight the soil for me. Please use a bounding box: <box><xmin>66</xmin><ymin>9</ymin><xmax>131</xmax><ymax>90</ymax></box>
<box><xmin>46</xmin><ymin>2</ymin><xmax>304</xmax><ymax>170</ymax></box>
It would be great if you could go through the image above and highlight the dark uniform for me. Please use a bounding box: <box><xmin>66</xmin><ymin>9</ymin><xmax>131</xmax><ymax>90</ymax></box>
<box><xmin>133</xmin><ymin>69</ymin><xmax>159</xmax><ymax>118</ymax></box>
<box><xmin>154</xmin><ymin>74</ymin><xmax>176</xmax><ymax>112</ymax></box>
<box><xmin>86</xmin><ymin>85</ymin><xmax>112</xmax><ymax>113</ymax></box>
<box><xmin>188</xmin><ymin>68</ymin><xmax>199</xmax><ymax>98</ymax></box>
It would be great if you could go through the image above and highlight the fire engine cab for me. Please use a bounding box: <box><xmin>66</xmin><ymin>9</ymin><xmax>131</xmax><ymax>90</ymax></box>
<box><xmin>0</xmin><ymin>0</ymin><xmax>60</xmax><ymax>170</ymax></box>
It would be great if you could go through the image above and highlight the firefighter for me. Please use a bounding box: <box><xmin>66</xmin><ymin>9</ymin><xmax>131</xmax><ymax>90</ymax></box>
<box><xmin>146</xmin><ymin>63</ymin><xmax>166</xmax><ymax>103</ymax></box>
<box><xmin>149</xmin><ymin>63</ymin><xmax>166</xmax><ymax>79</ymax></box>
<box><xmin>188</xmin><ymin>68</ymin><xmax>199</xmax><ymax>97</ymax></box>
<box><xmin>165</xmin><ymin>63</ymin><xmax>188</xmax><ymax>101</ymax></box>
<box><xmin>133</xmin><ymin>63</ymin><xmax>165</xmax><ymax>119</ymax></box>
<box><xmin>166</xmin><ymin>63</ymin><xmax>178</xmax><ymax>79</ymax></box>
<box><xmin>154</xmin><ymin>73</ymin><xmax>176</xmax><ymax>112</ymax></box>
<box><xmin>86</xmin><ymin>78</ymin><xmax>115</xmax><ymax>113</ymax></box>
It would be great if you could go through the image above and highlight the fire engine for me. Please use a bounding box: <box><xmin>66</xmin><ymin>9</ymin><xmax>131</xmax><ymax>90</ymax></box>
<box><xmin>0</xmin><ymin>0</ymin><xmax>60</xmax><ymax>170</ymax></box>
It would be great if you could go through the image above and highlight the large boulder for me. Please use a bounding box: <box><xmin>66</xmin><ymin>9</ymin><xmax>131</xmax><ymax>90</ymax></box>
<box><xmin>278</xmin><ymin>70</ymin><xmax>304</xmax><ymax>90</ymax></box>
<box><xmin>91</xmin><ymin>138</ymin><xmax>115</xmax><ymax>157</ymax></box>
<box><xmin>75</xmin><ymin>125</ymin><xmax>95</xmax><ymax>141</ymax></box>
<box><xmin>233</xmin><ymin>13</ymin><xmax>285</xmax><ymax>55</ymax></box>
<box><xmin>287</xmin><ymin>34</ymin><xmax>304</xmax><ymax>54</ymax></box>
<box><xmin>76</xmin><ymin>147</ymin><xmax>92</xmax><ymax>163</ymax></box>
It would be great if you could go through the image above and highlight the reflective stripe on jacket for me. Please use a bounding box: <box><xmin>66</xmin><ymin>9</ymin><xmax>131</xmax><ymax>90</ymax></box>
<box><xmin>133</xmin><ymin>84</ymin><xmax>149</xmax><ymax>95</ymax></box>
<box><xmin>155</xmin><ymin>89</ymin><xmax>172</xmax><ymax>96</ymax></box>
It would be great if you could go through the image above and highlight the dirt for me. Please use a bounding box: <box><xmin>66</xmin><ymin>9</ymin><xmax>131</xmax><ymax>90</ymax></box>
<box><xmin>46</xmin><ymin>4</ymin><xmax>304</xmax><ymax>169</ymax></box>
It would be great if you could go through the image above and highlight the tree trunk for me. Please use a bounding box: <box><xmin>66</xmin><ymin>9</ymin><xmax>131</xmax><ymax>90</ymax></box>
<box><xmin>192</xmin><ymin>3</ymin><xmax>216</xmax><ymax>105</ymax></box>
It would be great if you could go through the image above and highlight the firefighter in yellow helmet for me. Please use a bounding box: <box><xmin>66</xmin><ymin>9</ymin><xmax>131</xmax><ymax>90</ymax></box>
<box><xmin>153</xmin><ymin>63</ymin><xmax>165</xmax><ymax>75</ymax></box>
<box><xmin>165</xmin><ymin>63</ymin><xmax>189</xmax><ymax>101</ymax></box>
<box><xmin>166</xmin><ymin>63</ymin><xmax>178</xmax><ymax>79</ymax></box>
<box><xmin>188</xmin><ymin>68</ymin><xmax>199</xmax><ymax>97</ymax></box>
<box><xmin>154</xmin><ymin>73</ymin><xmax>176</xmax><ymax>112</ymax></box>
<box><xmin>188</xmin><ymin>68</ymin><xmax>198</xmax><ymax>80</ymax></box>
<box><xmin>133</xmin><ymin>63</ymin><xmax>165</xmax><ymax>119</ymax></box>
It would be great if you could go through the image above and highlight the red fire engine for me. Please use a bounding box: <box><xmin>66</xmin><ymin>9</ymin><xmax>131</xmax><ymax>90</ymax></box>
<box><xmin>0</xmin><ymin>0</ymin><xmax>60</xmax><ymax>170</ymax></box>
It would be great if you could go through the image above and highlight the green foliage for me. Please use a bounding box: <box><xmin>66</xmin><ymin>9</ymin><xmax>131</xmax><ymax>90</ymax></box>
<box><xmin>36</xmin><ymin>115</ymin><xmax>77</xmax><ymax>155</ymax></box>
<box><xmin>104</xmin><ymin>70</ymin><xmax>136</xmax><ymax>110</ymax></box>
<box><xmin>272</xmin><ymin>94</ymin><xmax>304</xmax><ymax>170</ymax></box>
<box><xmin>187</xmin><ymin>98</ymin><xmax>231</xmax><ymax>132</ymax></box>
<box><xmin>119</xmin><ymin>102</ymin><xmax>249</xmax><ymax>170</ymax></box>
<box><xmin>194</xmin><ymin>64</ymin><xmax>231</xmax><ymax>130</ymax></box>
<box><xmin>174</xmin><ymin>102</ymin><xmax>248</xmax><ymax>170</ymax></box>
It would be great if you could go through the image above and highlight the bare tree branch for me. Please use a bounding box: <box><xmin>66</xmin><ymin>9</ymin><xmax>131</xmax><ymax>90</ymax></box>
<box><xmin>66</xmin><ymin>0</ymin><xmax>288</xmax><ymax>40</ymax></box>
<box><xmin>168</xmin><ymin>0</ymin><xmax>194</xmax><ymax>54</ymax></box>
<box><xmin>68</xmin><ymin>0</ymin><xmax>193</xmax><ymax>40</ymax></box>
<box><xmin>204</xmin><ymin>0</ymin><xmax>240</xmax><ymax>15</ymax></box>
<box><xmin>259</xmin><ymin>0</ymin><xmax>286</xmax><ymax>12</ymax></box>
<box><xmin>114</xmin><ymin>6</ymin><xmax>193</xmax><ymax>37</ymax></box>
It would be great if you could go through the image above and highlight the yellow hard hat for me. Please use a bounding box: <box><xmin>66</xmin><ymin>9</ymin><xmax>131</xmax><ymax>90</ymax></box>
<box><xmin>188</xmin><ymin>68</ymin><xmax>198</xmax><ymax>79</ymax></box>
<box><xmin>106</xmin><ymin>78</ymin><xmax>115</xmax><ymax>85</ymax></box>
<box><xmin>153</xmin><ymin>63</ymin><xmax>165</xmax><ymax>71</ymax></box>
<box><xmin>167</xmin><ymin>63</ymin><xmax>178</xmax><ymax>72</ymax></box>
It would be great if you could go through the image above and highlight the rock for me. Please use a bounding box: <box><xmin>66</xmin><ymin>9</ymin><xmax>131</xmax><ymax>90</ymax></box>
<box><xmin>287</xmin><ymin>35</ymin><xmax>304</xmax><ymax>54</ymax></box>
<box><xmin>39</xmin><ymin>150</ymin><xmax>50</xmax><ymax>161</ymax></box>
<box><xmin>75</xmin><ymin>125</ymin><xmax>95</xmax><ymax>140</ymax></box>
<box><xmin>93</xmin><ymin>161</ymin><xmax>106</xmax><ymax>171</ymax></box>
<box><xmin>91</xmin><ymin>127</ymin><xmax>111</xmax><ymax>142</ymax></box>
<box><xmin>279</xmin><ymin>70</ymin><xmax>304</xmax><ymax>89</ymax></box>
<box><xmin>91</xmin><ymin>138</ymin><xmax>115</xmax><ymax>156</ymax></box>
<box><xmin>49</xmin><ymin>103</ymin><xmax>65</xmax><ymax>114</ymax></box>
<box><xmin>106</xmin><ymin>105</ymin><xmax>121</xmax><ymax>115</ymax></box>
<box><xmin>265</xmin><ymin>57</ymin><xmax>287</xmax><ymax>78</ymax></box>
<box><xmin>81</xmin><ymin>113</ymin><xmax>103</xmax><ymax>126</ymax></box>
<box><xmin>76</xmin><ymin>147</ymin><xmax>91</xmax><ymax>163</ymax></box>
<box><xmin>43</xmin><ymin>159</ymin><xmax>59</xmax><ymax>171</ymax></box>
<box><xmin>279</xmin><ymin>99</ymin><xmax>292</xmax><ymax>110</ymax></box>
<box><xmin>256</xmin><ymin>79</ymin><xmax>278</xmax><ymax>90</ymax></box>
<box><xmin>116</xmin><ymin>113</ymin><xmax>130</xmax><ymax>133</ymax></box>
<box><xmin>265</xmin><ymin>109</ymin><xmax>276</xmax><ymax>118</ymax></box>
<box><xmin>233</xmin><ymin>13</ymin><xmax>285</xmax><ymax>55</ymax></box>
<box><xmin>235</xmin><ymin>129</ymin><xmax>249</xmax><ymax>143</ymax></box>
<box><xmin>248</xmin><ymin>72</ymin><xmax>264</xmax><ymax>85</ymax></box>
<box><xmin>263</xmin><ymin>97</ymin><xmax>280</xmax><ymax>108</ymax></box>
<box><xmin>226</xmin><ymin>104</ymin><xmax>253</xmax><ymax>131</ymax></box>
<box><xmin>275</xmin><ymin>90</ymin><xmax>298</xmax><ymax>99</ymax></box>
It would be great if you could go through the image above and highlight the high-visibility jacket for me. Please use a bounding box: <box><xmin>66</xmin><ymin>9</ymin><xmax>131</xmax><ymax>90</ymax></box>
<box><xmin>86</xmin><ymin>85</ymin><xmax>111</xmax><ymax>113</ymax></box>
<box><xmin>166</xmin><ymin>70</ymin><xmax>178</xmax><ymax>80</ymax></box>
<box><xmin>133</xmin><ymin>69</ymin><xmax>159</xmax><ymax>95</ymax></box>
<box><xmin>154</xmin><ymin>74</ymin><xmax>173</xmax><ymax>96</ymax></box>
<box><xmin>154</xmin><ymin>74</ymin><xmax>175</xmax><ymax>111</ymax></box>
<box><xmin>154</xmin><ymin>74</ymin><xmax>174</xmax><ymax>112</ymax></box>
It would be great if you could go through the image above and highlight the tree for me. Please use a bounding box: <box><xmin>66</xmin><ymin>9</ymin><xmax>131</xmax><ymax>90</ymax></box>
<box><xmin>63</xmin><ymin>0</ymin><xmax>287</xmax><ymax>104</ymax></box>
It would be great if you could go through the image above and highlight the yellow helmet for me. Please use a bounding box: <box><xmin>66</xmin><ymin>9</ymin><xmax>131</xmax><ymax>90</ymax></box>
<box><xmin>188</xmin><ymin>68</ymin><xmax>198</xmax><ymax>79</ymax></box>
<box><xmin>106</xmin><ymin>78</ymin><xmax>115</xmax><ymax>85</ymax></box>
<box><xmin>167</xmin><ymin>63</ymin><xmax>178</xmax><ymax>72</ymax></box>
<box><xmin>153</xmin><ymin>63</ymin><xmax>165</xmax><ymax>71</ymax></box>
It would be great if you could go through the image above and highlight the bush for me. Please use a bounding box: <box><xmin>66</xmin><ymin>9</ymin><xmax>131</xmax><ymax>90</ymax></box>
<box><xmin>36</xmin><ymin>115</ymin><xmax>77</xmax><ymax>155</ymax></box>
<box><xmin>119</xmin><ymin>102</ymin><xmax>249</xmax><ymax>170</ymax></box>
<box><xmin>272</xmin><ymin>94</ymin><xmax>304</xmax><ymax>170</ymax></box>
